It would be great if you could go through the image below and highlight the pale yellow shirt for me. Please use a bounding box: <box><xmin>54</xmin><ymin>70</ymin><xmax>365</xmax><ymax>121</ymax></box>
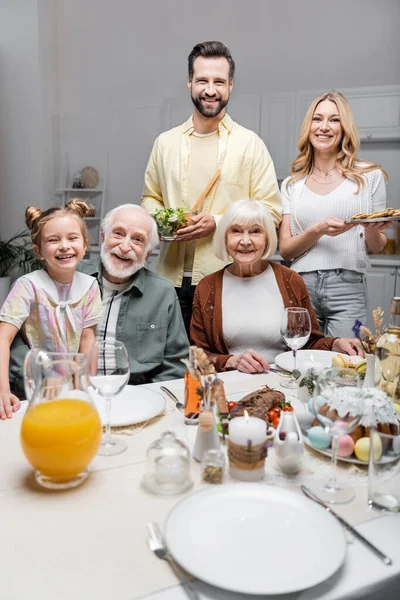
<box><xmin>141</xmin><ymin>114</ymin><xmax>282</xmax><ymax>287</ymax></box>
<box><xmin>184</xmin><ymin>130</ymin><xmax>219</xmax><ymax>271</ymax></box>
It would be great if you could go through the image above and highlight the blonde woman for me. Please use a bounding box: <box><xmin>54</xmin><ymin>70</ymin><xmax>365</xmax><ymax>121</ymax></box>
<box><xmin>279</xmin><ymin>92</ymin><xmax>390</xmax><ymax>337</ymax></box>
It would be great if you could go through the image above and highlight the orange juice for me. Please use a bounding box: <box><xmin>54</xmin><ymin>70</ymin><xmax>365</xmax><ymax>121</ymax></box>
<box><xmin>21</xmin><ymin>399</ymin><xmax>102</xmax><ymax>479</ymax></box>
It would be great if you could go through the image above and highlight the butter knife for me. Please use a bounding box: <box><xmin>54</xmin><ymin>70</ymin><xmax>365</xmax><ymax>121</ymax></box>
<box><xmin>301</xmin><ymin>486</ymin><xmax>393</xmax><ymax>566</ymax></box>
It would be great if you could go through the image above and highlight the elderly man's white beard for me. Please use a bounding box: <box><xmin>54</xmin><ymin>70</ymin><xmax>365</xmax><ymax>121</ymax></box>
<box><xmin>101</xmin><ymin>245</ymin><xmax>146</xmax><ymax>279</ymax></box>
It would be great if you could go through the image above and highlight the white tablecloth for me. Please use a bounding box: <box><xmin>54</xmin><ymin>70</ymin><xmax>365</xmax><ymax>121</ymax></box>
<box><xmin>1</xmin><ymin>371</ymin><xmax>399</xmax><ymax>600</ymax></box>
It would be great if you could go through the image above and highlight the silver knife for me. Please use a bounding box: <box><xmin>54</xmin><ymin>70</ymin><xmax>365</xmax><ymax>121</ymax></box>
<box><xmin>267</xmin><ymin>366</ymin><xmax>292</xmax><ymax>378</ymax></box>
<box><xmin>301</xmin><ymin>486</ymin><xmax>393</xmax><ymax>566</ymax></box>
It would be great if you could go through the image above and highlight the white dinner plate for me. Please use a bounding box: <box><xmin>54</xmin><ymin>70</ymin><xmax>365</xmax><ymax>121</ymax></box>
<box><xmin>91</xmin><ymin>385</ymin><xmax>165</xmax><ymax>427</ymax></box>
<box><xmin>275</xmin><ymin>349</ymin><xmax>347</xmax><ymax>373</ymax></box>
<box><xmin>165</xmin><ymin>484</ymin><xmax>346</xmax><ymax>595</ymax></box>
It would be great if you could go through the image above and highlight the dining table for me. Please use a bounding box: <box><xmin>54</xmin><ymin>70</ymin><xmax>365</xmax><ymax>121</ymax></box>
<box><xmin>1</xmin><ymin>369</ymin><xmax>400</xmax><ymax>600</ymax></box>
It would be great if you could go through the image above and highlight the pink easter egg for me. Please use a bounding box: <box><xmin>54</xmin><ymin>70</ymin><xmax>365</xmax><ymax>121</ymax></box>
<box><xmin>337</xmin><ymin>435</ymin><xmax>355</xmax><ymax>458</ymax></box>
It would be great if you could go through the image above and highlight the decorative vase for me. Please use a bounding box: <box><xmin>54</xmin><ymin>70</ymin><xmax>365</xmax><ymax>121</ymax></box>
<box><xmin>363</xmin><ymin>353</ymin><xmax>376</xmax><ymax>389</ymax></box>
<box><xmin>192</xmin><ymin>412</ymin><xmax>220</xmax><ymax>462</ymax></box>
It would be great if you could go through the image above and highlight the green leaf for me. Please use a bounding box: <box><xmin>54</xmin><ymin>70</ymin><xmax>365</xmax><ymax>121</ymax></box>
<box><xmin>292</xmin><ymin>369</ymin><xmax>301</xmax><ymax>380</ymax></box>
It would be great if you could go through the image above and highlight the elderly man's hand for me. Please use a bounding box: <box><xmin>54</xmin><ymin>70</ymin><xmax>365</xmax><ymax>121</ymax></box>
<box><xmin>0</xmin><ymin>391</ymin><xmax>20</xmax><ymax>420</ymax></box>
<box><xmin>332</xmin><ymin>338</ymin><xmax>365</xmax><ymax>356</ymax></box>
<box><xmin>226</xmin><ymin>349</ymin><xmax>270</xmax><ymax>373</ymax></box>
<box><xmin>174</xmin><ymin>212</ymin><xmax>216</xmax><ymax>242</ymax></box>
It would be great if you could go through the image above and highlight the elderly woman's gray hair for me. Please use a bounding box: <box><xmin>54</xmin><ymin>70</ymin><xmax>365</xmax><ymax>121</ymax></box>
<box><xmin>101</xmin><ymin>204</ymin><xmax>159</xmax><ymax>252</ymax></box>
<box><xmin>212</xmin><ymin>199</ymin><xmax>278</xmax><ymax>262</ymax></box>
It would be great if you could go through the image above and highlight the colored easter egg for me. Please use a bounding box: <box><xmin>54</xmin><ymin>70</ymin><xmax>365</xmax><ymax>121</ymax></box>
<box><xmin>393</xmin><ymin>403</ymin><xmax>400</xmax><ymax>416</ymax></box>
<box><xmin>307</xmin><ymin>426</ymin><xmax>331</xmax><ymax>450</ymax></box>
<box><xmin>296</xmin><ymin>409</ymin><xmax>315</xmax><ymax>432</ymax></box>
<box><xmin>354</xmin><ymin>435</ymin><xmax>383</xmax><ymax>463</ymax></box>
<box><xmin>337</xmin><ymin>434</ymin><xmax>354</xmax><ymax>458</ymax></box>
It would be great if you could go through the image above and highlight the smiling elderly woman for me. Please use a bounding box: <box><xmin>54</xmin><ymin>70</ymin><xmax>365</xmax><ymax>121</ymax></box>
<box><xmin>190</xmin><ymin>199</ymin><xmax>362</xmax><ymax>373</ymax></box>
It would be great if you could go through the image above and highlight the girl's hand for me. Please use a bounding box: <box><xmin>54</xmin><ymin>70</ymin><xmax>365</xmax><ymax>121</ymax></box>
<box><xmin>311</xmin><ymin>217</ymin><xmax>356</xmax><ymax>237</ymax></box>
<box><xmin>226</xmin><ymin>349</ymin><xmax>270</xmax><ymax>373</ymax></box>
<box><xmin>0</xmin><ymin>392</ymin><xmax>20</xmax><ymax>419</ymax></box>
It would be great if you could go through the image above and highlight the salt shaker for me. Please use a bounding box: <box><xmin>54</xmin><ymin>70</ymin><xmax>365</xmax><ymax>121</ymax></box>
<box><xmin>273</xmin><ymin>411</ymin><xmax>304</xmax><ymax>474</ymax></box>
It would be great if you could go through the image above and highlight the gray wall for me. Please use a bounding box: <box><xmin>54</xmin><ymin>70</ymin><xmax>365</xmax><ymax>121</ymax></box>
<box><xmin>1</xmin><ymin>0</ymin><xmax>400</xmax><ymax>235</ymax></box>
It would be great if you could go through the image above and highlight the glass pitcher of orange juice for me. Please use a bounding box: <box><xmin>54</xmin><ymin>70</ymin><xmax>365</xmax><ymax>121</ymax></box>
<box><xmin>20</xmin><ymin>354</ymin><xmax>102</xmax><ymax>490</ymax></box>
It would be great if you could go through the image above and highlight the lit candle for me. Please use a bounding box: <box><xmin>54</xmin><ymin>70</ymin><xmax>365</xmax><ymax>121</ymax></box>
<box><xmin>229</xmin><ymin>411</ymin><xmax>267</xmax><ymax>482</ymax></box>
<box><xmin>229</xmin><ymin>413</ymin><xmax>267</xmax><ymax>446</ymax></box>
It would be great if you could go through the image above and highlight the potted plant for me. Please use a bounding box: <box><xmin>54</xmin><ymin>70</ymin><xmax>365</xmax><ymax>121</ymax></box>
<box><xmin>0</xmin><ymin>230</ymin><xmax>40</xmax><ymax>306</ymax></box>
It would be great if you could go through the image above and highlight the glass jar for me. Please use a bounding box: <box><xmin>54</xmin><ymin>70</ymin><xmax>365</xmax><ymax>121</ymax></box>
<box><xmin>201</xmin><ymin>449</ymin><xmax>225</xmax><ymax>484</ymax></box>
<box><xmin>382</xmin><ymin>225</ymin><xmax>396</xmax><ymax>255</ymax></box>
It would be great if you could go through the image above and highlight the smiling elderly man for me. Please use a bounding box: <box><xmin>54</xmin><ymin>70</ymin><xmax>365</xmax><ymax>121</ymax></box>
<box><xmin>78</xmin><ymin>204</ymin><xmax>189</xmax><ymax>383</ymax></box>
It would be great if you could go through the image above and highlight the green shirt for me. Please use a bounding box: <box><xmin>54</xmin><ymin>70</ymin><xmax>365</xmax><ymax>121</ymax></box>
<box><xmin>79</xmin><ymin>258</ymin><xmax>189</xmax><ymax>384</ymax></box>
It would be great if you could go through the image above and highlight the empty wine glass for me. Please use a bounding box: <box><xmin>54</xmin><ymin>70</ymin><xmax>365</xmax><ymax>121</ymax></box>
<box><xmin>88</xmin><ymin>341</ymin><xmax>130</xmax><ymax>456</ymax></box>
<box><xmin>280</xmin><ymin>307</ymin><xmax>311</xmax><ymax>389</ymax></box>
<box><xmin>311</xmin><ymin>367</ymin><xmax>364</xmax><ymax>504</ymax></box>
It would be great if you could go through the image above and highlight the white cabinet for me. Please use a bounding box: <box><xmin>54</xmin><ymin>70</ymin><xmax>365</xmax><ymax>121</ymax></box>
<box><xmin>343</xmin><ymin>86</ymin><xmax>400</xmax><ymax>142</ymax></box>
<box><xmin>366</xmin><ymin>265</ymin><xmax>396</xmax><ymax>331</ymax></box>
<box><xmin>260</xmin><ymin>93</ymin><xmax>296</xmax><ymax>180</ymax></box>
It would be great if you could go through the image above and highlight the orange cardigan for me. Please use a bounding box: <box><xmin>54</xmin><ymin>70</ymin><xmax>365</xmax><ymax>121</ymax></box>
<box><xmin>190</xmin><ymin>262</ymin><xmax>336</xmax><ymax>372</ymax></box>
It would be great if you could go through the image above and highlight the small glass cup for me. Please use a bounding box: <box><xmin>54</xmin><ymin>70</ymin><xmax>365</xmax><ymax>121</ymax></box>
<box><xmin>368</xmin><ymin>428</ymin><xmax>400</xmax><ymax>512</ymax></box>
<box><xmin>201</xmin><ymin>449</ymin><xmax>225</xmax><ymax>484</ymax></box>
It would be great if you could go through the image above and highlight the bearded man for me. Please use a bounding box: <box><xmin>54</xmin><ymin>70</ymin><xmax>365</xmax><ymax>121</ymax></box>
<box><xmin>78</xmin><ymin>204</ymin><xmax>189</xmax><ymax>383</ymax></box>
<box><xmin>142</xmin><ymin>41</ymin><xmax>282</xmax><ymax>332</ymax></box>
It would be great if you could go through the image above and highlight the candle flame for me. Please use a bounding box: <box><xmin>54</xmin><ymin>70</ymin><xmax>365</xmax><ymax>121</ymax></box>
<box><xmin>244</xmin><ymin>409</ymin><xmax>249</xmax><ymax>423</ymax></box>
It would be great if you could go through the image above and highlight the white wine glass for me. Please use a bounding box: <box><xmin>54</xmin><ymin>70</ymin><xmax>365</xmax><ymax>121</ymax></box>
<box><xmin>280</xmin><ymin>307</ymin><xmax>311</xmax><ymax>389</ymax></box>
<box><xmin>88</xmin><ymin>341</ymin><xmax>130</xmax><ymax>456</ymax></box>
<box><xmin>311</xmin><ymin>367</ymin><xmax>364</xmax><ymax>504</ymax></box>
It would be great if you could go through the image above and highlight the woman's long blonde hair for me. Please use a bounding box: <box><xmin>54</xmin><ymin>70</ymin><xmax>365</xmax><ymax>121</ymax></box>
<box><xmin>288</xmin><ymin>92</ymin><xmax>387</xmax><ymax>192</ymax></box>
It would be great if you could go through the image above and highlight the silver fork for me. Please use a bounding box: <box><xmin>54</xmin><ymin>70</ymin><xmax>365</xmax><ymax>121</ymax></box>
<box><xmin>147</xmin><ymin>522</ymin><xmax>200</xmax><ymax>600</ymax></box>
<box><xmin>159</xmin><ymin>386</ymin><xmax>184</xmax><ymax>410</ymax></box>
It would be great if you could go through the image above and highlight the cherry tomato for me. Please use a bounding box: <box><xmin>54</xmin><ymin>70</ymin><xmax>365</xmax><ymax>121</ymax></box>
<box><xmin>268</xmin><ymin>407</ymin><xmax>281</xmax><ymax>421</ymax></box>
<box><xmin>283</xmin><ymin>404</ymin><xmax>294</xmax><ymax>412</ymax></box>
<box><xmin>272</xmin><ymin>416</ymin><xmax>280</xmax><ymax>428</ymax></box>
<box><xmin>227</xmin><ymin>401</ymin><xmax>236</xmax><ymax>412</ymax></box>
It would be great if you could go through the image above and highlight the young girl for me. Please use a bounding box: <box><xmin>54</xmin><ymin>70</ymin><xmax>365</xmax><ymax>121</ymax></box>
<box><xmin>0</xmin><ymin>199</ymin><xmax>103</xmax><ymax>419</ymax></box>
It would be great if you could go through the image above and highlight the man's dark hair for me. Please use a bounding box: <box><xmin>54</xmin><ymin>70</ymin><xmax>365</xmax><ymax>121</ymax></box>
<box><xmin>188</xmin><ymin>41</ymin><xmax>235</xmax><ymax>81</ymax></box>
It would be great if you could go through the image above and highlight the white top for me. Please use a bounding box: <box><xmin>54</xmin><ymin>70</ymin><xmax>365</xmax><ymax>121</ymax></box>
<box><xmin>96</xmin><ymin>277</ymin><xmax>131</xmax><ymax>371</ymax></box>
<box><xmin>281</xmin><ymin>169</ymin><xmax>386</xmax><ymax>273</ymax></box>
<box><xmin>222</xmin><ymin>266</ymin><xmax>287</xmax><ymax>363</ymax></box>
